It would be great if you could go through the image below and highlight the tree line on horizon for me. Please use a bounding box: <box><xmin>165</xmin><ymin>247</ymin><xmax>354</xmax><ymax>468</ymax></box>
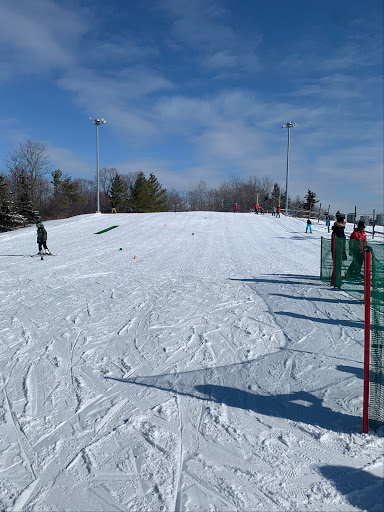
<box><xmin>0</xmin><ymin>139</ymin><xmax>319</xmax><ymax>232</ymax></box>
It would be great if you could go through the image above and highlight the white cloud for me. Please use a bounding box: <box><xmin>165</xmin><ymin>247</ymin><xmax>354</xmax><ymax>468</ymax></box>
<box><xmin>58</xmin><ymin>66</ymin><xmax>174</xmax><ymax>105</ymax></box>
<box><xmin>157</xmin><ymin>0</ymin><xmax>260</xmax><ymax>74</ymax></box>
<box><xmin>0</xmin><ymin>0</ymin><xmax>88</xmax><ymax>75</ymax></box>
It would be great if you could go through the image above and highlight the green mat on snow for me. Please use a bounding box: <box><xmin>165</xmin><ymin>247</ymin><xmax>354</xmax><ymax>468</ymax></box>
<box><xmin>95</xmin><ymin>226</ymin><xmax>119</xmax><ymax>234</ymax></box>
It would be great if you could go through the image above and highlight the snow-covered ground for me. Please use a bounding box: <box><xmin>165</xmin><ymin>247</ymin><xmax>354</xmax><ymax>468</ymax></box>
<box><xmin>1</xmin><ymin>212</ymin><xmax>383</xmax><ymax>512</ymax></box>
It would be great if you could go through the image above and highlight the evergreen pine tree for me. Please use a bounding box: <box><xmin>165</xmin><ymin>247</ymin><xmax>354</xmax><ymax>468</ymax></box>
<box><xmin>50</xmin><ymin>169</ymin><xmax>82</xmax><ymax>217</ymax></box>
<box><xmin>303</xmin><ymin>189</ymin><xmax>319</xmax><ymax>212</ymax></box>
<box><xmin>17</xmin><ymin>170</ymin><xmax>39</xmax><ymax>224</ymax></box>
<box><xmin>0</xmin><ymin>174</ymin><xmax>28</xmax><ymax>231</ymax></box>
<box><xmin>147</xmin><ymin>173</ymin><xmax>167</xmax><ymax>212</ymax></box>
<box><xmin>129</xmin><ymin>172</ymin><xmax>150</xmax><ymax>212</ymax></box>
<box><xmin>0</xmin><ymin>175</ymin><xmax>18</xmax><ymax>231</ymax></box>
<box><xmin>271</xmin><ymin>183</ymin><xmax>281</xmax><ymax>207</ymax></box>
<box><xmin>108</xmin><ymin>173</ymin><xmax>128</xmax><ymax>212</ymax></box>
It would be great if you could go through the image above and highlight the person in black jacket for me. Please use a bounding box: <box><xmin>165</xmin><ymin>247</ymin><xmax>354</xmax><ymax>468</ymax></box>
<box><xmin>332</xmin><ymin>215</ymin><xmax>347</xmax><ymax>242</ymax></box>
<box><xmin>36</xmin><ymin>221</ymin><xmax>51</xmax><ymax>255</ymax></box>
<box><xmin>331</xmin><ymin>214</ymin><xmax>347</xmax><ymax>286</ymax></box>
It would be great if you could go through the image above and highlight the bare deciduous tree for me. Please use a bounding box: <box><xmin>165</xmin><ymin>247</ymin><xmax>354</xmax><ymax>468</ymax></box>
<box><xmin>166</xmin><ymin>188</ymin><xmax>187</xmax><ymax>212</ymax></box>
<box><xmin>6</xmin><ymin>140</ymin><xmax>51</xmax><ymax>205</ymax></box>
<box><xmin>99</xmin><ymin>167</ymin><xmax>118</xmax><ymax>195</ymax></box>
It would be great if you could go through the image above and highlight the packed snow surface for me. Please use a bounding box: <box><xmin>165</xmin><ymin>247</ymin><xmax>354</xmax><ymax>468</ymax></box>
<box><xmin>0</xmin><ymin>212</ymin><xmax>383</xmax><ymax>512</ymax></box>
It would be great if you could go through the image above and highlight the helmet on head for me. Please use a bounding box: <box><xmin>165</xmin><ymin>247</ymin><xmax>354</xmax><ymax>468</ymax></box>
<box><xmin>357</xmin><ymin>220</ymin><xmax>365</xmax><ymax>229</ymax></box>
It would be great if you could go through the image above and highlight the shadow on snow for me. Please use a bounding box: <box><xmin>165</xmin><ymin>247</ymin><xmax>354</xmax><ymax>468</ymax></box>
<box><xmin>106</xmin><ymin>361</ymin><xmax>362</xmax><ymax>434</ymax></box>
<box><xmin>318</xmin><ymin>465</ymin><xmax>383</xmax><ymax>511</ymax></box>
<box><xmin>270</xmin><ymin>292</ymin><xmax>360</xmax><ymax>305</ymax></box>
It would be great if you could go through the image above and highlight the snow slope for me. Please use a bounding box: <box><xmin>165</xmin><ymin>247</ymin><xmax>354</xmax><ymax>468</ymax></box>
<box><xmin>0</xmin><ymin>212</ymin><xmax>383</xmax><ymax>512</ymax></box>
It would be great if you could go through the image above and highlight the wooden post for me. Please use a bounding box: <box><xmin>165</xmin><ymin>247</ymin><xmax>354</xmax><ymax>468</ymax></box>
<box><xmin>362</xmin><ymin>247</ymin><xmax>372</xmax><ymax>433</ymax></box>
<box><xmin>372</xmin><ymin>209</ymin><xmax>375</xmax><ymax>239</ymax></box>
<box><xmin>320</xmin><ymin>237</ymin><xmax>323</xmax><ymax>280</ymax></box>
<box><xmin>354</xmin><ymin>206</ymin><xmax>357</xmax><ymax>229</ymax></box>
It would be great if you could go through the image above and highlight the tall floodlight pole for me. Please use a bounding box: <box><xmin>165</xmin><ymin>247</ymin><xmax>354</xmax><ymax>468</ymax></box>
<box><xmin>89</xmin><ymin>116</ymin><xmax>107</xmax><ymax>213</ymax></box>
<box><xmin>282</xmin><ymin>121</ymin><xmax>298</xmax><ymax>213</ymax></box>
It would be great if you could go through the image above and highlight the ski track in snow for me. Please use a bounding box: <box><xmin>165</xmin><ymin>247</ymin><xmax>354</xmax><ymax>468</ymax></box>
<box><xmin>0</xmin><ymin>212</ymin><xmax>382</xmax><ymax>512</ymax></box>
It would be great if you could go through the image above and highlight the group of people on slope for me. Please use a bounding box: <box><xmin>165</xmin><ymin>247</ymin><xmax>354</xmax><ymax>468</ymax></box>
<box><xmin>233</xmin><ymin>203</ymin><xmax>281</xmax><ymax>216</ymax></box>
<box><xmin>331</xmin><ymin>213</ymin><xmax>367</xmax><ymax>282</ymax></box>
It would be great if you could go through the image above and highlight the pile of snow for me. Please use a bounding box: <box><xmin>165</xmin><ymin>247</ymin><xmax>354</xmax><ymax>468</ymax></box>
<box><xmin>0</xmin><ymin>212</ymin><xmax>382</xmax><ymax>511</ymax></box>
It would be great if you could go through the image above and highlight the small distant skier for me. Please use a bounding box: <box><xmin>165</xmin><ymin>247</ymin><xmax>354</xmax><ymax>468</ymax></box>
<box><xmin>272</xmin><ymin>207</ymin><xmax>276</xmax><ymax>216</ymax></box>
<box><xmin>254</xmin><ymin>203</ymin><xmax>259</xmax><ymax>214</ymax></box>
<box><xmin>325</xmin><ymin>215</ymin><xmax>331</xmax><ymax>233</ymax></box>
<box><xmin>276</xmin><ymin>205</ymin><xmax>281</xmax><ymax>218</ymax></box>
<box><xmin>306</xmin><ymin>218</ymin><xmax>312</xmax><ymax>233</ymax></box>
<box><xmin>260</xmin><ymin>206</ymin><xmax>264</xmax><ymax>215</ymax></box>
<box><xmin>36</xmin><ymin>221</ymin><xmax>51</xmax><ymax>255</ymax></box>
<box><xmin>346</xmin><ymin>220</ymin><xmax>367</xmax><ymax>278</ymax></box>
<box><xmin>234</xmin><ymin>203</ymin><xmax>239</xmax><ymax>213</ymax></box>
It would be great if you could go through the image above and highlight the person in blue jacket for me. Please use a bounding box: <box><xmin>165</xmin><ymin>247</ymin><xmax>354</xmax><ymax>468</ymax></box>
<box><xmin>325</xmin><ymin>216</ymin><xmax>331</xmax><ymax>233</ymax></box>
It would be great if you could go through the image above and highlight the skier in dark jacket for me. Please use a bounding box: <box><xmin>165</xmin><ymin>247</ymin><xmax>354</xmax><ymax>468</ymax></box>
<box><xmin>36</xmin><ymin>221</ymin><xmax>51</xmax><ymax>254</ymax></box>
<box><xmin>332</xmin><ymin>216</ymin><xmax>347</xmax><ymax>242</ymax></box>
<box><xmin>331</xmin><ymin>215</ymin><xmax>347</xmax><ymax>286</ymax></box>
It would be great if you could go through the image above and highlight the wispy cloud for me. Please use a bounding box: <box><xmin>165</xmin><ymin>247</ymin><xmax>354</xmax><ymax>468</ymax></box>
<box><xmin>86</xmin><ymin>38</ymin><xmax>159</xmax><ymax>65</ymax></box>
<box><xmin>0</xmin><ymin>0</ymin><xmax>87</xmax><ymax>75</ymax></box>
<box><xmin>157</xmin><ymin>0</ymin><xmax>261</xmax><ymax>74</ymax></box>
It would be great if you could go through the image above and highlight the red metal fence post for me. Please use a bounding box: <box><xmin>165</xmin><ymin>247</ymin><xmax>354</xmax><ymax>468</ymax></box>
<box><xmin>362</xmin><ymin>247</ymin><xmax>372</xmax><ymax>433</ymax></box>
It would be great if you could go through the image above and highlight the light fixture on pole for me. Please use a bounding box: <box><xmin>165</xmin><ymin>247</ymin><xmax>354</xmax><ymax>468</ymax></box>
<box><xmin>282</xmin><ymin>121</ymin><xmax>298</xmax><ymax>214</ymax></box>
<box><xmin>89</xmin><ymin>116</ymin><xmax>106</xmax><ymax>213</ymax></box>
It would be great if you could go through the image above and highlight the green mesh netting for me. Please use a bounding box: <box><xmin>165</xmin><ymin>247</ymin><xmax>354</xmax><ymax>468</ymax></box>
<box><xmin>370</xmin><ymin>249</ymin><xmax>384</xmax><ymax>430</ymax></box>
<box><xmin>321</xmin><ymin>237</ymin><xmax>384</xmax><ymax>431</ymax></box>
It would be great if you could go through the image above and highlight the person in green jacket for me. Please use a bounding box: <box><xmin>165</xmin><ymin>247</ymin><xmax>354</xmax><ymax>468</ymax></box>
<box><xmin>36</xmin><ymin>221</ymin><xmax>51</xmax><ymax>254</ymax></box>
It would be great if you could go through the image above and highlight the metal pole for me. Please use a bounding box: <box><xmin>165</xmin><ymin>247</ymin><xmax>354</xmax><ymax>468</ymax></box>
<box><xmin>285</xmin><ymin>127</ymin><xmax>290</xmax><ymax>213</ymax></box>
<box><xmin>96</xmin><ymin>123</ymin><xmax>100</xmax><ymax>213</ymax></box>
<box><xmin>372</xmin><ymin>209</ymin><xmax>375</xmax><ymax>239</ymax></box>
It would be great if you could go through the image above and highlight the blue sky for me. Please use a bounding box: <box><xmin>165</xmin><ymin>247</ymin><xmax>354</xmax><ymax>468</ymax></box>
<box><xmin>0</xmin><ymin>0</ymin><xmax>382</xmax><ymax>214</ymax></box>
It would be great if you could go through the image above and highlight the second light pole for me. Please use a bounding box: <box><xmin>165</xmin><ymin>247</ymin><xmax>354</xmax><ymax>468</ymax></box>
<box><xmin>89</xmin><ymin>116</ymin><xmax>106</xmax><ymax>213</ymax></box>
<box><xmin>282</xmin><ymin>121</ymin><xmax>297</xmax><ymax>214</ymax></box>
